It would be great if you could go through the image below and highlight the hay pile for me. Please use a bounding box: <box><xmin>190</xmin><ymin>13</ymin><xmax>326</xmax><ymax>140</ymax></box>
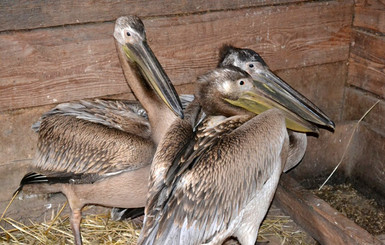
<box><xmin>1</xmin><ymin>213</ymin><xmax>140</xmax><ymax>244</ymax></box>
<box><xmin>313</xmin><ymin>183</ymin><xmax>385</xmax><ymax>235</ymax></box>
<box><xmin>0</xmin><ymin>204</ymin><xmax>314</xmax><ymax>244</ymax></box>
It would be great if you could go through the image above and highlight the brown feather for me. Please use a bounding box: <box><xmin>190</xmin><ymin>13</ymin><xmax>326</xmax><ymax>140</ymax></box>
<box><xmin>139</xmin><ymin>68</ymin><xmax>292</xmax><ymax>245</ymax></box>
<box><xmin>34</xmin><ymin>114</ymin><xmax>154</xmax><ymax>176</ymax></box>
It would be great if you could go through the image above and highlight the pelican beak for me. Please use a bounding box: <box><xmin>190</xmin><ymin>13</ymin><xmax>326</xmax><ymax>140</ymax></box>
<box><xmin>225</xmin><ymin>68</ymin><xmax>335</xmax><ymax>133</ymax></box>
<box><xmin>120</xmin><ymin>41</ymin><xmax>184</xmax><ymax>119</ymax></box>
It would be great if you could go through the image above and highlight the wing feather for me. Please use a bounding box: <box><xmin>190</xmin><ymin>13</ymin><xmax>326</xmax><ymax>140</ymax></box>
<box><xmin>32</xmin><ymin>95</ymin><xmax>193</xmax><ymax>134</ymax></box>
<box><xmin>32</xmin><ymin>99</ymin><xmax>151</xmax><ymax>137</ymax></box>
<box><xmin>33</xmin><ymin>114</ymin><xmax>155</xmax><ymax>177</ymax></box>
<box><xmin>140</xmin><ymin>109</ymin><xmax>288</xmax><ymax>245</ymax></box>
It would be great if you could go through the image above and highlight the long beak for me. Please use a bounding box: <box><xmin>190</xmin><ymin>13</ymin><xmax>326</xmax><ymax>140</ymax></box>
<box><xmin>121</xmin><ymin>41</ymin><xmax>184</xmax><ymax>119</ymax></box>
<box><xmin>254</xmin><ymin>68</ymin><xmax>335</xmax><ymax>129</ymax></box>
<box><xmin>225</xmin><ymin>69</ymin><xmax>335</xmax><ymax>134</ymax></box>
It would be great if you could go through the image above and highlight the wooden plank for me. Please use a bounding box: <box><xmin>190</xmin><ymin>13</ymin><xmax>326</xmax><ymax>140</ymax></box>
<box><xmin>276</xmin><ymin>62</ymin><xmax>346</xmax><ymax>121</ymax></box>
<box><xmin>0</xmin><ymin>1</ymin><xmax>353</xmax><ymax>111</ymax></box>
<box><xmin>354</xmin><ymin>0</ymin><xmax>385</xmax><ymax>33</ymax></box>
<box><xmin>351</xmin><ymin>124</ymin><xmax>385</xmax><ymax>199</ymax></box>
<box><xmin>275</xmin><ymin>174</ymin><xmax>383</xmax><ymax>245</ymax></box>
<box><xmin>343</xmin><ymin>87</ymin><xmax>385</xmax><ymax>135</ymax></box>
<box><xmin>0</xmin><ymin>22</ymin><xmax>131</xmax><ymax>111</ymax></box>
<box><xmin>0</xmin><ymin>106</ymin><xmax>43</xmax><ymax>167</ymax></box>
<box><xmin>289</xmin><ymin>121</ymin><xmax>360</xmax><ymax>183</ymax></box>
<box><xmin>348</xmin><ymin>30</ymin><xmax>385</xmax><ymax>98</ymax></box>
<box><xmin>348</xmin><ymin>30</ymin><xmax>385</xmax><ymax>96</ymax></box>
<box><xmin>149</xmin><ymin>1</ymin><xmax>352</xmax><ymax>87</ymax></box>
<box><xmin>0</xmin><ymin>0</ymin><xmax>309</xmax><ymax>32</ymax></box>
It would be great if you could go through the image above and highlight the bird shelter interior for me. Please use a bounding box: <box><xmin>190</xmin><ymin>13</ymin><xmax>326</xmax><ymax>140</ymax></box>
<box><xmin>0</xmin><ymin>0</ymin><xmax>384</xmax><ymax>244</ymax></box>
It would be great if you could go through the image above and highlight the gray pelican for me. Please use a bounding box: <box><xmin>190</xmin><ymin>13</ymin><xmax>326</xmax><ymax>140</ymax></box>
<box><xmin>16</xmin><ymin>16</ymin><xmax>183</xmax><ymax>245</ymax></box>
<box><xmin>138</xmin><ymin>65</ymin><xmax>334</xmax><ymax>245</ymax></box>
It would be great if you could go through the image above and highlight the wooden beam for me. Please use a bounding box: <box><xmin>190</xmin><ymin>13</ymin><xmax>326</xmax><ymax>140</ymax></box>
<box><xmin>275</xmin><ymin>174</ymin><xmax>383</xmax><ymax>245</ymax></box>
<box><xmin>0</xmin><ymin>1</ymin><xmax>353</xmax><ymax>111</ymax></box>
<box><xmin>348</xmin><ymin>30</ymin><xmax>385</xmax><ymax>98</ymax></box>
<box><xmin>0</xmin><ymin>0</ymin><xmax>309</xmax><ymax>32</ymax></box>
<box><xmin>354</xmin><ymin>0</ymin><xmax>385</xmax><ymax>33</ymax></box>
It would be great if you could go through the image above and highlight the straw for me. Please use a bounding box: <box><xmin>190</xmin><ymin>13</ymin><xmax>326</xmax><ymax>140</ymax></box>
<box><xmin>319</xmin><ymin>100</ymin><xmax>380</xmax><ymax>190</ymax></box>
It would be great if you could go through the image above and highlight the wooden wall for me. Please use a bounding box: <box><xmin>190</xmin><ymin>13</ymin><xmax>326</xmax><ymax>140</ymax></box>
<box><xmin>292</xmin><ymin>0</ymin><xmax>385</xmax><ymax>201</ymax></box>
<box><xmin>343</xmin><ymin>0</ymin><xmax>385</xmax><ymax>198</ymax></box>
<box><xmin>0</xmin><ymin>0</ymin><xmax>355</xmax><ymax>222</ymax></box>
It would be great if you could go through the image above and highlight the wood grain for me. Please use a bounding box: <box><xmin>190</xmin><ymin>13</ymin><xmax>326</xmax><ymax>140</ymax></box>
<box><xmin>351</xmin><ymin>124</ymin><xmax>385</xmax><ymax>199</ymax></box>
<box><xmin>275</xmin><ymin>174</ymin><xmax>383</xmax><ymax>245</ymax></box>
<box><xmin>0</xmin><ymin>1</ymin><xmax>353</xmax><ymax>111</ymax></box>
<box><xmin>348</xmin><ymin>30</ymin><xmax>385</xmax><ymax>98</ymax></box>
<box><xmin>354</xmin><ymin>0</ymin><xmax>385</xmax><ymax>33</ymax></box>
<box><xmin>289</xmin><ymin>121</ymin><xmax>361</xmax><ymax>183</ymax></box>
<box><xmin>343</xmin><ymin>87</ymin><xmax>385</xmax><ymax>135</ymax></box>
<box><xmin>0</xmin><ymin>22</ymin><xmax>131</xmax><ymax>111</ymax></box>
<box><xmin>0</xmin><ymin>0</ymin><xmax>308</xmax><ymax>32</ymax></box>
<box><xmin>276</xmin><ymin>62</ymin><xmax>346</xmax><ymax>121</ymax></box>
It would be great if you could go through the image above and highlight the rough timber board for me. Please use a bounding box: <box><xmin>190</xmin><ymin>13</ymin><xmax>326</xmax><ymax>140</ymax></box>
<box><xmin>0</xmin><ymin>0</ymin><xmax>309</xmax><ymax>32</ymax></box>
<box><xmin>276</xmin><ymin>62</ymin><xmax>346</xmax><ymax>122</ymax></box>
<box><xmin>348</xmin><ymin>30</ymin><xmax>385</xmax><ymax>98</ymax></box>
<box><xmin>0</xmin><ymin>1</ymin><xmax>353</xmax><ymax>111</ymax></box>
<box><xmin>289</xmin><ymin>121</ymin><xmax>361</xmax><ymax>181</ymax></box>
<box><xmin>0</xmin><ymin>22</ymin><xmax>130</xmax><ymax>111</ymax></box>
<box><xmin>354</xmin><ymin>0</ymin><xmax>385</xmax><ymax>33</ymax></box>
<box><xmin>342</xmin><ymin>87</ymin><xmax>385</xmax><ymax>136</ymax></box>
<box><xmin>351</xmin><ymin>124</ymin><xmax>385</xmax><ymax>199</ymax></box>
<box><xmin>275</xmin><ymin>175</ymin><xmax>383</xmax><ymax>245</ymax></box>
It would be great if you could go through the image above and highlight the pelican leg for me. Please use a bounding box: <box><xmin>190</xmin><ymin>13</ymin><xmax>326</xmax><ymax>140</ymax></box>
<box><xmin>70</xmin><ymin>208</ymin><xmax>83</xmax><ymax>245</ymax></box>
<box><xmin>62</xmin><ymin>185</ymin><xmax>84</xmax><ymax>245</ymax></box>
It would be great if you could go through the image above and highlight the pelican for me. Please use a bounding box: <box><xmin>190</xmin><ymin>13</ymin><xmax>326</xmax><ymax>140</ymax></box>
<box><xmin>16</xmin><ymin>16</ymin><xmax>183</xmax><ymax>245</ymax></box>
<box><xmin>115</xmin><ymin>45</ymin><xmax>336</xmax><ymax>222</ymax></box>
<box><xmin>138</xmin><ymin>65</ymin><xmax>334</xmax><ymax>244</ymax></box>
<box><xmin>218</xmin><ymin>45</ymin><xmax>335</xmax><ymax>171</ymax></box>
<box><xmin>218</xmin><ymin>45</ymin><xmax>334</xmax><ymax>131</ymax></box>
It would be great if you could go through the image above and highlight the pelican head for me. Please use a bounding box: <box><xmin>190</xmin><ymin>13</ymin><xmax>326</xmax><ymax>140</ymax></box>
<box><xmin>196</xmin><ymin>67</ymin><xmax>329</xmax><ymax>133</ymax></box>
<box><xmin>114</xmin><ymin>16</ymin><xmax>184</xmax><ymax>119</ymax></box>
<box><xmin>218</xmin><ymin>45</ymin><xmax>335</xmax><ymax>131</ymax></box>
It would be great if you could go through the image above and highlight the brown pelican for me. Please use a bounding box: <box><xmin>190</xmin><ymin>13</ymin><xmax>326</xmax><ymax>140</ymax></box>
<box><xmin>218</xmin><ymin>45</ymin><xmax>335</xmax><ymax>171</ymax></box>
<box><xmin>138</xmin><ymin>65</ymin><xmax>334</xmax><ymax>244</ymax></box>
<box><xmin>16</xmin><ymin>16</ymin><xmax>183</xmax><ymax>245</ymax></box>
<box><xmin>115</xmin><ymin>46</ymin><xmax>336</xmax><ymax>223</ymax></box>
<box><xmin>218</xmin><ymin>45</ymin><xmax>334</xmax><ymax>131</ymax></box>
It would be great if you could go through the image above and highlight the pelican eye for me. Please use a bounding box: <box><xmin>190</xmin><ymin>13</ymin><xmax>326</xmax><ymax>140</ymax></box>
<box><xmin>239</xmin><ymin>80</ymin><xmax>245</xmax><ymax>85</ymax></box>
<box><xmin>248</xmin><ymin>64</ymin><xmax>254</xmax><ymax>68</ymax></box>
<box><xmin>126</xmin><ymin>31</ymin><xmax>131</xmax><ymax>37</ymax></box>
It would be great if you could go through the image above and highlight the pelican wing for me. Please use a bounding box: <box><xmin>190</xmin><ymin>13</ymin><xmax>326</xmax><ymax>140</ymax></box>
<box><xmin>30</xmin><ymin>96</ymin><xmax>194</xmax><ymax>180</ymax></box>
<box><xmin>33</xmin><ymin>113</ymin><xmax>155</xmax><ymax>180</ymax></box>
<box><xmin>33</xmin><ymin>95</ymin><xmax>194</xmax><ymax>136</ymax></box>
<box><xmin>140</xmin><ymin>109</ymin><xmax>288</xmax><ymax>245</ymax></box>
<box><xmin>32</xmin><ymin>99</ymin><xmax>151</xmax><ymax>138</ymax></box>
